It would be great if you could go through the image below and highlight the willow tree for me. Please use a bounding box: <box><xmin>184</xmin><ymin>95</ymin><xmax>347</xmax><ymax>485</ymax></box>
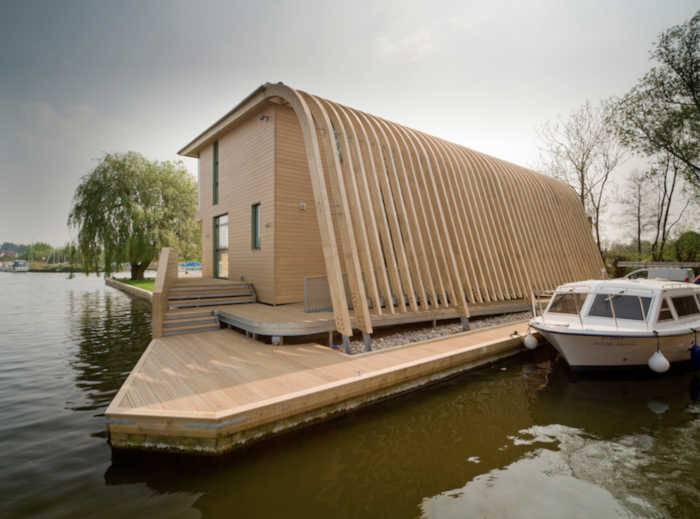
<box><xmin>68</xmin><ymin>152</ymin><xmax>199</xmax><ymax>280</ymax></box>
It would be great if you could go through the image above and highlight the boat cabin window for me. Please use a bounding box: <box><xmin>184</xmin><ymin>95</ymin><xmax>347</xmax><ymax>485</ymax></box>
<box><xmin>658</xmin><ymin>299</ymin><xmax>674</xmax><ymax>321</ymax></box>
<box><xmin>671</xmin><ymin>295</ymin><xmax>700</xmax><ymax>317</ymax></box>
<box><xmin>588</xmin><ymin>294</ymin><xmax>651</xmax><ymax>321</ymax></box>
<box><xmin>548</xmin><ymin>293</ymin><xmax>587</xmax><ymax>314</ymax></box>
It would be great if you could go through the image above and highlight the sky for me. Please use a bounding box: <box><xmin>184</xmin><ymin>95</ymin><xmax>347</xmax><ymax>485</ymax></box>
<box><xmin>0</xmin><ymin>0</ymin><xmax>697</xmax><ymax>245</ymax></box>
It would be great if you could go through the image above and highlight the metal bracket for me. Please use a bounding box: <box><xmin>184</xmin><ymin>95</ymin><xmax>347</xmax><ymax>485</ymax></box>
<box><xmin>362</xmin><ymin>332</ymin><xmax>372</xmax><ymax>352</ymax></box>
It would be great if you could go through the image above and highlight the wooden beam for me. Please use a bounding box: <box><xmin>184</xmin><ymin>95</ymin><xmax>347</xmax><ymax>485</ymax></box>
<box><xmin>264</xmin><ymin>84</ymin><xmax>352</xmax><ymax>336</ymax></box>
<box><xmin>303</xmin><ymin>93</ymin><xmax>373</xmax><ymax>334</ymax></box>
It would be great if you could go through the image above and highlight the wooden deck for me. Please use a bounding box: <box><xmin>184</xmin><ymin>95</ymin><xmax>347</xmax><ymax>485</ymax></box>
<box><xmin>214</xmin><ymin>300</ymin><xmax>530</xmax><ymax>337</ymax></box>
<box><xmin>106</xmin><ymin>320</ymin><xmax>531</xmax><ymax>454</ymax></box>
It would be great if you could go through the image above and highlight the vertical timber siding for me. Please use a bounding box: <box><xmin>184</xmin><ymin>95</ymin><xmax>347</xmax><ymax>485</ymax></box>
<box><xmin>274</xmin><ymin>105</ymin><xmax>326</xmax><ymax>304</ymax></box>
<box><xmin>198</xmin><ymin>106</ymin><xmax>276</xmax><ymax>303</ymax></box>
<box><xmin>183</xmin><ymin>83</ymin><xmax>604</xmax><ymax>335</ymax></box>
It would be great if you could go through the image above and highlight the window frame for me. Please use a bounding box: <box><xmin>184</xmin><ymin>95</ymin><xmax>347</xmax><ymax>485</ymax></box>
<box><xmin>212</xmin><ymin>140</ymin><xmax>219</xmax><ymax>205</ymax></box>
<box><xmin>657</xmin><ymin>297</ymin><xmax>675</xmax><ymax>322</ymax></box>
<box><xmin>213</xmin><ymin>213</ymin><xmax>229</xmax><ymax>279</ymax></box>
<box><xmin>251</xmin><ymin>202</ymin><xmax>261</xmax><ymax>250</ymax></box>
<box><xmin>588</xmin><ymin>293</ymin><xmax>652</xmax><ymax>321</ymax></box>
<box><xmin>546</xmin><ymin>292</ymin><xmax>588</xmax><ymax>315</ymax></box>
<box><xmin>670</xmin><ymin>294</ymin><xmax>700</xmax><ymax>318</ymax></box>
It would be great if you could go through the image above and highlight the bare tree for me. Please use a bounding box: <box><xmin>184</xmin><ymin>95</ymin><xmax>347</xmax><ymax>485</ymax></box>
<box><xmin>538</xmin><ymin>101</ymin><xmax>624</xmax><ymax>260</ymax></box>
<box><xmin>645</xmin><ymin>155</ymin><xmax>693</xmax><ymax>260</ymax></box>
<box><xmin>619</xmin><ymin>171</ymin><xmax>648</xmax><ymax>257</ymax></box>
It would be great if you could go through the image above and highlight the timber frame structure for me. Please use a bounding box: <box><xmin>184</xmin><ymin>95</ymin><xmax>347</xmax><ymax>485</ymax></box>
<box><xmin>179</xmin><ymin>82</ymin><xmax>604</xmax><ymax>342</ymax></box>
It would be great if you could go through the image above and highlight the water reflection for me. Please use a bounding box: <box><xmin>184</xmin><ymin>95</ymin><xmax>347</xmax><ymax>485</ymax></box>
<box><xmin>423</xmin><ymin>362</ymin><xmax>700</xmax><ymax>519</ymax></box>
<box><xmin>100</xmin><ymin>345</ymin><xmax>700</xmax><ymax>518</ymax></box>
<box><xmin>67</xmin><ymin>289</ymin><xmax>151</xmax><ymax>411</ymax></box>
<box><xmin>3</xmin><ymin>272</ymin><xmax>700</xmax><ymax>518</ymax></box>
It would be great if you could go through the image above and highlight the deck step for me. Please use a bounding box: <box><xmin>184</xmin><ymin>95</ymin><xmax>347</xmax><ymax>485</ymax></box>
<box><xmin>170</xmin><ymin>284</ymin><xmax>252</xmax><ymax>292</ymax></box>
<box><xmin>170</xmin><ymin>285</ymin><xmax>252</xmax><ymax>293</ymax></box>
<box><xmin>167</xmin><ymin>295</ymin><xmax>256</xmax><ymax>309</ymax></box>
<box><xmin>168</xmin><ymin>290</ymin><xmax>253</xmax><ymax>300</ymax></box>
<box><xmin>164</xmin><ymin>309</ymin><xmax>214</xmax><ymax>321</ymax></box>
<box><xmin>162</xmin><ymin>323</ymin><xmax>221</xmax><ymax>336</ymax></box>
<box><xmin>163</xmin><ymin>316</ymin><xmax>218</xmax><ymax>328</ymax></box>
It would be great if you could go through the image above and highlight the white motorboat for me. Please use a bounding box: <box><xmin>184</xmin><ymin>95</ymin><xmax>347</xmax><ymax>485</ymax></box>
<box><xmin>529</xmin><ymin>279</ymin><xmax>700</xmax><ymax>372</ymax></box>
<box><xmin>11</xmin><ymin>260</ymin><xmax>29</xmax><ymax>272</ymax></box>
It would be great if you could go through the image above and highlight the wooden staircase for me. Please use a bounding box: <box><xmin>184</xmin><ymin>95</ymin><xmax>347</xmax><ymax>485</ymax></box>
<box><xmin>162</xmin><ymin>280</ymin><xmax>256</xmax><ymax>336</ymax></box>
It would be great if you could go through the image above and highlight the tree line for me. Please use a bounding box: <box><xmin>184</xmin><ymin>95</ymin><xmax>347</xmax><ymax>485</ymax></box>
<box><xmin>538</xmin><ymin>10</ymin><xmax>699</xmax><ymax>267</ymax></box>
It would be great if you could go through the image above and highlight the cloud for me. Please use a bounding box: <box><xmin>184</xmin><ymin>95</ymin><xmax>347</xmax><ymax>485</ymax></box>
<box><xmin>376</xmin><ymin>28</ymin><xmax>434</xmax><ymax>64</ymax></box>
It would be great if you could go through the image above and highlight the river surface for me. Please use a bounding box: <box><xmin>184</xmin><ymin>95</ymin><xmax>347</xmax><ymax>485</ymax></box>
<box><xmin>2</xmin><ymin>272</ymin><xmax>700</xmax><ymax>518</ymax></box>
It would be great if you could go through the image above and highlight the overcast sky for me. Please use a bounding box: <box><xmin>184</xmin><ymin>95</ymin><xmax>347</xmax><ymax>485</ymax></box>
<box><xmin>0</xmin><ymin>0</ymin><xmax>696</xmax><ymax>245</ymax></box>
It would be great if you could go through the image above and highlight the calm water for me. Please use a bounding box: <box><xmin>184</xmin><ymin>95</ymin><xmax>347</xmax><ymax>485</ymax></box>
<box><xmin>2</xmin><ymin>273</ymin><xmax>700</xmax><ymax>518</ymax></box>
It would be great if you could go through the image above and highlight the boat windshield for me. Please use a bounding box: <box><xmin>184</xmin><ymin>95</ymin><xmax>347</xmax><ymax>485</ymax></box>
<box><xmin>588</xmin><ymin>294</ymin><xmax>652</xmax><ymax>321</ymax></box>
<box><xmin>548</xmin><ymin>293</ymin><xmax>587</xmax><ymax>314</ymax></box>
<box><xmin>671</xmin><ymin>295</ymin><xmax>700</xmax><ymax>317</ymax></box>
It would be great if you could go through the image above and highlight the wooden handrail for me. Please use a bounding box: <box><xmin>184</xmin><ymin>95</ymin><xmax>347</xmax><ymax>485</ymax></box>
<box><xmin>152</xmin><ymin>247</ymin><xmax>178</xmax><ymax>338</ymax></box>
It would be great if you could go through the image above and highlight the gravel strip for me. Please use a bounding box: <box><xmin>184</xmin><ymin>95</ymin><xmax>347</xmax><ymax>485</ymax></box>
<box><xmin>346</xmin><ymin>311</ymin><xmax>532</xmax><ymax>354</ymax></box>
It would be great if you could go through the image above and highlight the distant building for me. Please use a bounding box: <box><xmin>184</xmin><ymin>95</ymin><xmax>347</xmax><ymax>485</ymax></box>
<box><xmin>178</xmin><ymin>82</ymin><xmax>603</xmax><ymax>337</ymax></box>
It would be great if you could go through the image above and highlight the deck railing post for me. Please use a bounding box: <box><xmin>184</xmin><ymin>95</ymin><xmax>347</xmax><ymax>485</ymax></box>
<box><xmin>152</xmin><ymin>247</ymin><xmax>178</xmax><ymax>338</ymax></box>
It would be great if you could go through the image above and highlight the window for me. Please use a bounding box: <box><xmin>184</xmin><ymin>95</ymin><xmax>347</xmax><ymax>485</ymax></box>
<box><xmin>658</xmin><ymin>299</ymin><xmax>674</xmax><ymax>321</ymax></box>
<box><xmin>671</xmin><ymin>295</ymin><xmax>700</xmax><ymax>318</ymax></box>
<box><xmin>589</xmin><ymin>295</ymin><xmax>613</xmax><ymax>318</ymax></box>
<box><xmin>548</xmin><ymin>293</ymin><xmax>587</xmax><ymax>314</ymax></box>
<box><xmin>251</xmin><ymin>203</ymin><xmax>261</xmax><ymax>250</ymax></box>
<box><xmin>213</xmin><ymin>214</ymin><xmax>228</xmax><ymax>278</ymax></box>
<box><xmin>212</xmin><ymin>141</ymin><xmax>219</xmax><ymax>205</ymax></box>
<box><xmin>589</xmin><ymin>294</ymin><xmax>652</xmax><ymax>321</ymax></box>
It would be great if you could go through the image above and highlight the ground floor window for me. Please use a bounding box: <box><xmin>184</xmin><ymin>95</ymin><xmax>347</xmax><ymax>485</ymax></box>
<box><xmin>214</xmin><ymin>214</ymin><xmax>229</xmax><ymax>278</ymax></box>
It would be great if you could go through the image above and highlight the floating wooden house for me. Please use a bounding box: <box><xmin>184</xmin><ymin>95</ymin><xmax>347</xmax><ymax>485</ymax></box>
<box><xmin>107</xmin><ymin>83</ymin><xmax>603</xmax><ymax>453</ymax></box>
<box><xmin>174</xmin><ymin>82</ymin><xmax>603</xmax><ymax>346</ymax></box>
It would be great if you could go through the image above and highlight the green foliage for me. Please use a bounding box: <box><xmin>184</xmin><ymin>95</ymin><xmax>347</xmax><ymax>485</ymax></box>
<box><xmin>68</xmin><ymin>152</ymin><xmax>199</xmax><ymax>279</ymax></box>
<box><xmin>118</xmin><ymin>278</ymin><xmax>155</xmax><ymax>292</ymax></box>
<box><xmin>674</xmin><ymin>230</ymin><xmax>700</xmax><ymax>261</ymax></box>
<box><xmin>615</xmin><ymin>11</ymin><xmax>700</xmax><ymax>188</ymax></box>
<box><xmin>22</xmin><ymin>242</ymin><xmax>53</xmax><ymax>261</ymax></box>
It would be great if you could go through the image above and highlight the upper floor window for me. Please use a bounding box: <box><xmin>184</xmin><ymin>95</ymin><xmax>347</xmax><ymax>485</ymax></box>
<box><xmin>213</xmin><ymin>141</ymin><xmax>219</xmax><ymax>205</ymax></box>
<box><xmin>251</xmin><ymin>203</ymin><xmax>261</xmax><ymax>250</ymax></box>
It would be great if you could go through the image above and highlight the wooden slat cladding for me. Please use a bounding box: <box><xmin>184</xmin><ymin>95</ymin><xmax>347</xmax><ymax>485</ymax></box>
<box><xmin>287</xmin><ymin>86</ymin><xmax>602</xmax><ymax>335</ymax></box>
<box><xmin>187</xmin><ymin>83</ymin><xmax>604</xmax><ymax>337</ymax></box>
<box><xmin>274</xmin><ymin>105</ymin><xmax>326</xmax><ymax>304</ymax></box>
<box><xmin>198</xmin><ymin>106</ymin><xmax>276</xmax><ymax>302</ymax></box>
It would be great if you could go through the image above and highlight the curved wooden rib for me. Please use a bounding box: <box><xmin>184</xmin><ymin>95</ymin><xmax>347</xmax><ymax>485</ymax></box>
<box><xmin>257</xmin><ymin>83</ymin><xmax>603</xmax><ymax>336</ymax></box>
<box><xmin>262</xmin><ymin>84</ymin><xmax>352</xmax><ymax>336</ymax></box>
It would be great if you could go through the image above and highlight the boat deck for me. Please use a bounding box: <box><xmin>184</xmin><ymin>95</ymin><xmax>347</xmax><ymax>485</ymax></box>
<box><xmin>214</xmin><ymin>300</ymin><xmax>530</xmax><ymax>337</ymax></box>
<box><xmin>106</xmin><ymin>320</ymin><xmax>531</xmax><ymax>454</ymax></box>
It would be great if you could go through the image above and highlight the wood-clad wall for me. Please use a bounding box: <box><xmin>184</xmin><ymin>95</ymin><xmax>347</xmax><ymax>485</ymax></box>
<box><xmin>187</xmin><ymin>83</ymin><xmax>603</xmax><ymax>334</ymax></box>
<box><xmin>198</xmin><ymin>106</ymin><xmax>276</xmax><ymax>303</ymax></box>
<box><xmin>274</xmin><ymin>105</ymin><xmax>326</xmax><ymax>304</ymax></box>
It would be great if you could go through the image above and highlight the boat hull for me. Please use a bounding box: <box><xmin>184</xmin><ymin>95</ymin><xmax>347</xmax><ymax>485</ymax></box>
<box><xmin>536</xmin><ymin>329</ymin><xmax>694</xmax><ymax>369</ymax></box>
